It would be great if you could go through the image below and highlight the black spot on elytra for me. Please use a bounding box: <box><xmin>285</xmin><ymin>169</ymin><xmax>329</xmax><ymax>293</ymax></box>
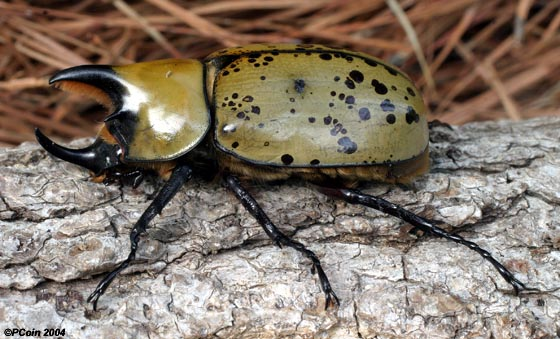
<box><xmin>232</xmin><ymin>93</ymin><xmax>238</xmax><ymax>99</ymax></box>
<box><xmin>386</xmin><ymin>114</ymin><xmax>396</xmax><ymax>124</ymax></box>
<box><xmin>319</xmin><ymin>53</ymin><xmax>332</xmax><ymax>60</ymax></box>
<box><xmin>281</xmin><ymin>154</ymin><xmax>294</xmax><ymax>165</ymax></box>
<box><xmin>385</xmin><ymin>66</ymin><xmax>398</xmax><ymax>76</ymax></box>
<box><xmin>290</xmin><ymin>108</ymin><xmax>296</xmax><ymax>114</ymax></box>
<box><xmin>236</xmin><ymin>112</ymin><xmax>245</xmax><ymax>119</ymax></box>
<box><xmin>251</xmin><ymin>106</ymin><xmax>260</xmax><ymax>114</ymax></box>
<box><xmin>228</xmin><ymin>101</ymin><xmax>235</xmax><ymax>106</ymax></box>
<box><xmin>308</xmin><ymin>117</ymin><xmax>316</xmax><ymax>123</ymax></box>
<box><xmin>258</xmin><ymin>123</ymin><xmax>265</xmax><ymax>128</ymax></box>
<box><xmin>371</xmin><ymin>79</ymin><xmax>388</xmax><ymax>95</ymax></box>
<box><xmin>294</xmin><ymin>79</ymin><xmax>305</xmax><ymax>94</ymax></box>
<box><xmin>349</xmin><ymin>70</ymin><xmax>364</xmax><ymax>83</ymax></box>
<box><xmin>344</xmin><ymin>78</ymin><xmax>356</xmax><ymax>89</ymax></box>
<box><xmin>406</xmin><ymin>106</ymin><xmax>420</xmax><ymax>124</ymax></box>
<box><xmin>338</xmin><ymin>93</ymin><xmax>345</xmax><ymax>100</ymax></box>
<box><xmin>310</xmin><ymin>159</ymin><xmax>320</xmax><ymax>165</ymax></box>
<box><xmin>334</xmin><ymin>76</ymin><xmax>340</xmax><ymax>82</ymax></box>
<box><xmin>232</xmin><ymin>141</ymin><xmax>239</xmax><ymax>148</ymax></box>
<box><xmin>330</xmin><ymin>91</ymin><xmax>336</xmax><ymax>96</ymax></box>
<box><xmin>323</xmin><ymin>116</ymin><xmax>332</xmax><ymax>125</ymax></box>
<box><xmin>380</xmin><ymin>99</ymin><xmax>395</xmax><ymax>112</ymax></box>
<box><xmin>345</xmin><ymin>96</ymin><xmax>355</xmax><ymax>104</ymax></box>
<box><xmin>330</xmin><ymin>123</ymin><xmax>344</xmax><ymax>136</ymax></box>
<box><xmin>407</xmin><ymin>87</ymin><xmax>416</xmax><ymax>97</ymax></box>
<box><xmin>365</xmin><ymin>59</ymin><xmax>378</xmax><ymax>67</ymax></box>
<box><xmin>223</xmin><ymin>70</ymin><xmax>230</xmax><ymax>76</ymax></box>
<box><xmin>260</xmin><ymin>76</ymin><xmax>266</xmax><ymax>80</ymax></box>
<box><xmin>337</xmin><ymin>137</ymin><xmax>357</xmax><ymax>154</ymax></box>
<box><xmin>248</xmin><ymin>52</ymin><xmax>262</xmax><ymax>59</ymax></box>
<box><xmin>358</xmin><ymin>107</ymin><xmax>371</xmax><ymax>120</ymax></box>
<box><xmin>264</xmin><ymin>56</ymin><xmax>274</xmax><ymax>62</ymax></box>
<box><xmin>243</xmin><ymin>95</ymin><xmax>254</xmax><ymax>102</ymax></box>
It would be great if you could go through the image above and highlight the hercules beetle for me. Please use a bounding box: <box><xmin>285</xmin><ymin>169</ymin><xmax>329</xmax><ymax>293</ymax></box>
<box><xmin>35</xmin><ymin>43</ymin><xmax>527</xmax><ymax>310</ymax></box>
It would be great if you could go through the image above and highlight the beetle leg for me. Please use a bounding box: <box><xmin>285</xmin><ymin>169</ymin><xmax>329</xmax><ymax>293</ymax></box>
<box><xmin>321</xmin><ymin>187</ymin><xmax>528</xmax><ymax>295</ymax></box>
<box><xmin>225</xmin><ymin>175</ymin><xmax>340</xmax><ymax>309</ymax></box>
<box><xmin>87</xmin><ymin>164</ymin><xmax>193</xmax><ymax>310</ymax></box>
<box><xmin>102</xmin><ymin>167</ymin><xmax>146</xmax><ymax>188</ymax></box>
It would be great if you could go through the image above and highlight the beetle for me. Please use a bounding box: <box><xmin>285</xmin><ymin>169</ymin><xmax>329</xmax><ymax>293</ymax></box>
<box><xmin>35</xmin><ymin>43</ymin><xmax>527</xmax><ymax>310</ymax></box>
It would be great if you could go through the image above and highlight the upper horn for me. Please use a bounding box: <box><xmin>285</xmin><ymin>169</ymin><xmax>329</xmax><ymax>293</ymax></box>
<box><xmin>49</xmin><ymin>65</ymin><xmax>127</xmax><ymax>114</ymax></box>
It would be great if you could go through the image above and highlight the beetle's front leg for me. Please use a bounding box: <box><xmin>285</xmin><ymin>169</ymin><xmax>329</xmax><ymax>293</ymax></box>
<box><xmin>321</xmin><ymin>187</ymin><xmax>528</xmax><ymax>294</ymax></box>
<box><xmin>101</xmin><ymin>167</ymin><xmax>146</xmax><ymax>188</ymax></box>
<box><xmin>225</xmin><ymin>175</ymin><xmax>340</xmax><ymax>309</ymax></box>
<box><xmin>87</xmin><ymin>164</ymin><xmax>193</xmax><ymax>310</ymax></box>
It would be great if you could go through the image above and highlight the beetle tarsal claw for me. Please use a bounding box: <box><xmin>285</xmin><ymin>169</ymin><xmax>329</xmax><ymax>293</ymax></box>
<box><xmin>35</xmin><ymin>128</ymin><xmax>122</xmax><ymax>175</ymax></box>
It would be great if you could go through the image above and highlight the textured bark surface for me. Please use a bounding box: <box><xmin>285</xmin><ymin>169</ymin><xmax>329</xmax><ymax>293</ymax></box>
<box><xmin>1</xmin><ymin>117</ymin><xmax>559</xmax><ymax>339</ymax></box>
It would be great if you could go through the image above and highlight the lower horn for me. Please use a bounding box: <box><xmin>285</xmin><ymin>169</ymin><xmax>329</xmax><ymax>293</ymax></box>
<box><xmin>35</xmin><ymin>128</ymin><xmax>121</xmax><ymax>175</ymax></box>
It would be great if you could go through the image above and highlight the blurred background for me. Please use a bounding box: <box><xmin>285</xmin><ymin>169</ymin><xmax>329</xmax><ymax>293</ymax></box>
<box><xmin>0</xmin><ymin>0</ymin><xmax>558</xmax><ymax>147</ymax></box>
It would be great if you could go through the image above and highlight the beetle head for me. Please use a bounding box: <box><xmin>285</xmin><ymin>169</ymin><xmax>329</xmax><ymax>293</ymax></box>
<box><xmin>36</xmin><ymin>65</ymin><xmax>127</xmax><ymax>175</ymax></box>
<box><xmin>37</xmin><ymin>60</ymin><xmax>210</xmax><ymax>172</ymax></box>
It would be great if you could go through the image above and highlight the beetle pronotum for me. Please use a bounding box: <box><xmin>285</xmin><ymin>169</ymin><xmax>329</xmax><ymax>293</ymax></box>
<box><xmin>36</xmin><ymin>44</ymin><xmax>527</xmax><ymax>310</ymax></box>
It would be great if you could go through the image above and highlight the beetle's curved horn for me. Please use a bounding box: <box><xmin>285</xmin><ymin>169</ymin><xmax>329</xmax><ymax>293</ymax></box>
<box><xmin>37</xmin><ymin>65</ymin><xmax>128</xmax><ymax>174</ymax></box>
<box><xmin>35</xmin><ymin>128</ymin><xmax>121</xmax><ymax>175</ymax></box>
<box><xmin>48</xmin><ymin>65</ymin><xmax>126</xmax><ymax>112</ymax></box>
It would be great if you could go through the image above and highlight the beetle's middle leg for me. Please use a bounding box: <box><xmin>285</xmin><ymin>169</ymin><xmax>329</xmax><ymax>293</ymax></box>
<box><xmin>225</xmin><ymin>175</ymin><xmax>340</xmax><ymax>309</ymax></box>
<box><xmin>87</xmin><ymin>163</ymin><xmax>193</xmax><ymax>310</ymax></box>
<box><xmin>321</xmin><ymin>187</ymin><xmax>528</xmax><ymax>294</ymax></box>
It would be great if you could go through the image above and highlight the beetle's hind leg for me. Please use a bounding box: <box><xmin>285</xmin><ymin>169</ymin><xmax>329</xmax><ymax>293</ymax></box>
<box><xmin>225</xmin><ymin>175</ymin><xmax>340</xmax><ymax>309</ymax></box>
<box><xmin>87</xmin><ymin>164</ymin><xmax>193</xmax><ymax>310</ymax></box>
<box><xmin>321</xmin><ymin>187</ymin><xmax>528</xmax><ymax>294</ymax></box>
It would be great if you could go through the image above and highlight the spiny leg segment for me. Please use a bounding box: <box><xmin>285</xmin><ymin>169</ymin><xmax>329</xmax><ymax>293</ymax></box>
<box><xmin>88</xmin><ymin>164</ymin><xmax>193</xmax><ymax>310</ymax></box>
<box><xmin>225</xmin><ymin>175</ymin><xmax>340</xmax><ymax>309</ymax></box>
<box><xmin>322</xmin><ymin>187</ymin><xmax>527</xmax><ymax>294</ymax></box>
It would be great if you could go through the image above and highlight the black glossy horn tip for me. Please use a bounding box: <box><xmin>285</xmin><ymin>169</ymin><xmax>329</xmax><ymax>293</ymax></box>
<box><xmin>35</xmin><ymin>128</ymin><xmax>54</xmax><ymax>148</ymax></box>
<box><xmin>48</xmin><ymin>65</ymin><xmax>116</xmax><ymax>85</ymax></box>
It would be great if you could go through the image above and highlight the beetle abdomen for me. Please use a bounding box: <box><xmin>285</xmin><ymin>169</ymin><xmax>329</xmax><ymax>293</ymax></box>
<box><xmin>217</xmin><ymin>145</ymin><xmax>429</xmax><ymax>186</ymax></box>
<box><xmin>207</xmin><ymin>44</ymin><xmax>428</xmax><ymax>168</ymax></box>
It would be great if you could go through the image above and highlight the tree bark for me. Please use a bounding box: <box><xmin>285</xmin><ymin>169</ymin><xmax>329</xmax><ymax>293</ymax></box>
<box><xmin>1</xmin><ymin>117</ymin><xmax>559</xmax><ymax>339</ymax></box>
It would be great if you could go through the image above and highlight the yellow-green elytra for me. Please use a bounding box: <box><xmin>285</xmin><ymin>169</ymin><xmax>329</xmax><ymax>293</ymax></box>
<box><xmin>206</xmin><ymin>44</ymin><xmax>428</xmax><ymax>168</ymax></box>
